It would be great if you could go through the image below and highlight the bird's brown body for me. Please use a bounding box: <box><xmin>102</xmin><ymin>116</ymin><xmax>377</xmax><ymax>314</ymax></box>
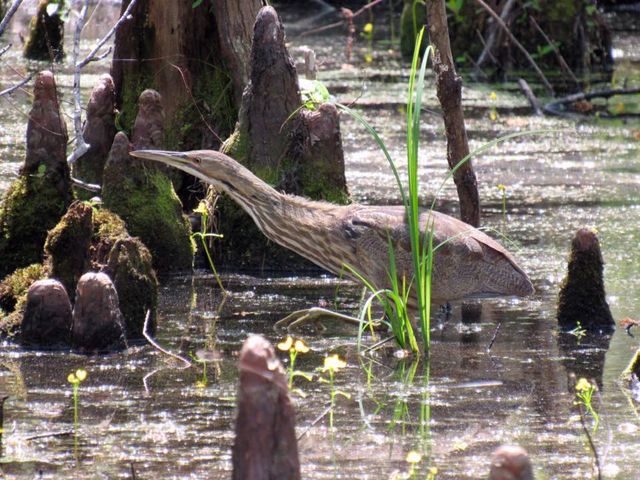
<box><xmin>131</xmin><ymin>150</ymin><xmax>534</xmax><ymax>303</ymax></box>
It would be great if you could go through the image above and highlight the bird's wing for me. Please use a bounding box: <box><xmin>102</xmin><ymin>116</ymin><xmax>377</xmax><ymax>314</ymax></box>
<box><xmin>343</xmin><ymin>205</ymin><xmax>526</xmax><ymax>272</ymax></box>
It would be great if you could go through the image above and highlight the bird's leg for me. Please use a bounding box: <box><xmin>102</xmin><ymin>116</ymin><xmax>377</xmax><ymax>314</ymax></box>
<box><xmin>274</xmin><ymin>307</ymin><xmax>368</xmax><ymax>333</ymax></box>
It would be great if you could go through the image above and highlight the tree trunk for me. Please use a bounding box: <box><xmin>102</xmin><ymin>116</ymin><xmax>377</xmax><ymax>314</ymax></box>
<box><xmin>426</xmin><ymin>0</ymin><xmax>480</xmax><ymax>227</ymax></box>
<box><xmin>110</xmin><ymin>0</ymin><xmax>260</xmax><ymax>148</ymax></box>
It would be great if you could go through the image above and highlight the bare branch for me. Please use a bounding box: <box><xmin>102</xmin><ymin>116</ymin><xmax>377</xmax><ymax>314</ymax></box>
<box><xmin>71</xmin><ymin>176</ymin><xmax>101</xmax><ymax>192</ymax></box>
<box><xmin>472</xmin><ymin>0</ymin><xmax>555</xmax><ymax>96</ymax></box>
<box><xmin>67</xmin><ymin>0</ymin><xmax>91</xmax><ymax>166</ymax></box>
<box><xmin>67</xmin><ymin>0</ymin><xmax>138</xmax><ymax>166</ymax></box>
<box><xmin>0</xmin><ymin>74</ymin><xmax>33</xmax><ymax>97</ymax></box>
<box><xmin>0</xmin><ymin>0</ymin><xmax>24</xmax><ymax>38</ymax></box>
<box><xmin>77</xmin><ymin>0</ymin><xmax>139</xmax><ymax>69</ymax></box>
<box><xmin>473</xmin><ymin>0</ymin><xmax>516</xmax><ymax>73</ymax></box>
<box><xmin>299</xmin><ymin>0</ymin><xmax>385</xmax><ymax>37</ymax></box>
<box><xmin>529</xmin><ymin>15</ymin><xmax>580</xmax><ymax>89</ymax></box>
<box><xmin>0</xmin><ymin>43</ymin><xmax>11</xmax><ymax>57</ymax></box>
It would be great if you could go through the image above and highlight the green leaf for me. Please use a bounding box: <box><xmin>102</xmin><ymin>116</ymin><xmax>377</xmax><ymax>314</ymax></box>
<box><xmin>192</xmin><ymin>0</ymin><xmax>204</xmax><ymax>8</ymax></box>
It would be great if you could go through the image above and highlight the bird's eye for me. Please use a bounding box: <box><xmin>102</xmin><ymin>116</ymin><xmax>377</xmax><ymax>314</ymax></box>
<box><xmin>194</xmin><ymin>157</ymin><xmax>201</xmax><ymax>164</ymax></box>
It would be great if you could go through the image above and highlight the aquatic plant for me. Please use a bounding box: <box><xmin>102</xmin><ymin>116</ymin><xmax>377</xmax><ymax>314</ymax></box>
<box><xmin>362</xmin><ymin>22</ymin><xmax>374</xmax><ymax>63</ymax></box>
<box><xmin>497</xmin><ymin>183</ymin><xmax>507</xmax><ymax>225</ymax></box>
<box><xmin>319</xmin><ymin>354</ymin><xmax>350</xmax><ymax>429</ymax></box>
<box><xmin>190</xmin><ymin>200</ymin><xmax>225</xmax><ymax>293</ymax></box>
<box><xmin>277</xmin><ymin>335</ymin><xmax>312</xmax><ymax>394</ymax></box>
<box><xmin>67</xmin><ymin>368</ymin><xmax>87</xmax><ymax>426</ymax></box>
<box><xmin>575</xmin><ymin>377</ymin><xmax>600</xmax><ymax>432</ymax></box>
<box><xmin>568</xmin><ymin>320</ymin><xmax>587</xmax><ymax>341</ymax></box>
<box><xmin>338</xmin><ymin>28</ymin><xmax>434</xmax><ymax>353</ymax></box>
<box><xmin>401</xmin><ymin>450</ymin><xmax>437</xmax><ymax>480</ymax></box>
<box><xmin>489</xmin><ymin>91</ymin><xmax>499</xmax><ymax>122</ymax></box>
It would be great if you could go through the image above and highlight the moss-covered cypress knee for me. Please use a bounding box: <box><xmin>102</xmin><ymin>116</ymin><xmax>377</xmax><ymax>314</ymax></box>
<box><xmin>0</xmin><ymin>71</ymin><xmax>72</xmax><ymax>279</ymax></box>
<box><xmin>44</xmin><ymin>201</ymin><xmax>93</xmax><ymax>302</ymax></box>
<box><xmin>102</xmin><ymin>131</ymin><xmax>193</xmax><ymax>273</ymax></box>
<box><xmin>104</xmin><ymin>237</ymin><xmax>158</xmax><ymax>339</ymax></box>
<box><xmin>0</xmin><ymin>264</ymin><xmax>48</xmax><ymax>337</ymax></box>
<box><xmin>557</xmin><ymin>228</ymin><xmax>614</xmax><ymax>332</ymax></box>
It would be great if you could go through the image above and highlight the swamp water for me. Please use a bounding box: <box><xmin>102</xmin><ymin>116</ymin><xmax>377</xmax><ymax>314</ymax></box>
<box><xmin>1</xmin><ymin>2</ymin><xmax>639</xmax><ymax>478</ymax></box>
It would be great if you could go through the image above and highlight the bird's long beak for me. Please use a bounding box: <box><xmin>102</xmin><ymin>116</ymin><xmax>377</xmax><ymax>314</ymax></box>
<box><xmin>130</xmin><ymin>149</ymin><xmax>190</xmax><ymax>170</ymax></box>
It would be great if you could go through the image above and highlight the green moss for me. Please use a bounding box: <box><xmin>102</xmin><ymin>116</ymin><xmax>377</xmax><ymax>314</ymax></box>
<box><xmin>93</xmin><ymin>207</ymin><xmax>128</xmax><ymax>242</ymax></box>
<box><xmin>0</xmin><ymin>263</ymin><xmax>47</xmax><ymax>337</ymax></box>
<box><xmin>44</xmin><ymin>201</ymin><xmax>93</xmax><ymax>300</ymax></box>
<box><xmin>222</xmin><ymin>129</ymin><xmax>250</xmax><ymax>164</ymax></box>
<box><xmin>0</xmin><ymin>174</ymin><xmax>72</xmax><ymax>278</ymax></box>
<box><xmin>105</xmin><ymin>237</ymin><xmax>158</xmax><ymax>339</ymax></box>
<box><xmin>118</xmin><ymin>72</ymin><xmax>154</xmax><ymax>136</ymax></box>
<box><xmin>103</xmin><ymin>166</ymin><xmax>193</xmax><ymax>272</ymax></box>
<box><xmin>165</xmin><ymin>65</ymin><xmax>237</xmax><ymax>152</ymax></box>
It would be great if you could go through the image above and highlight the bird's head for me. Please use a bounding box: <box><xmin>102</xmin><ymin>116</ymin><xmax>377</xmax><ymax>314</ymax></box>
<box><xmin>130</xmin><ymin>149</ymin><xmax>239</xmax><ymax>189</ymax></box>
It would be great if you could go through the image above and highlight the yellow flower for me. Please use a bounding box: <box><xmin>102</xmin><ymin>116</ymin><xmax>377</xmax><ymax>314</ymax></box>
<box><xmin>363</xmin><ymin>23</ymin><xmax>373</xmax><ymax>34</ymax></box>
<box><xmin>489</xmin><ymin>91</ymin><xmax>497</xmax><ymax>101</ymax></box>
<box><xmin>575</xmin><ymin>377</ymin><xmax>591</xmax><ymax>392</ymax></box>
<box><xmin>294</xmin><ymin>339</ymin><xmax>309</xmax><ymax>353</ymax></box>
<box><xmin>497</xmin><ymin>184</ymin><xmax>506</xmax><ymax>192</ymax></box>
<box><xmin>323</xmin><ymin>354</ymin><xmax>346</xmax><ymax>373</ymax></box>
<box><xmin>406</xmin><ymin>450</ymin><xmax>422</xmax><ymax>464</ymax></box>
<box><xmin>67</xmin><ymin>373</ymin><xmax>77</xmax><ymax>384</ymax></box>
<box><xmin>75</xmin><ymin>369</ymin><xmax>87</xmax><ymax>382</ymax></box>
<box><xmin>277</xmin><ymin>336</ymin><xmax>293</xmax><ymax>351</ymax></box>
<box><xmin>364</xmin><ymin>53</ymin><xmax>373</xmax><ymax>63</ymax></box>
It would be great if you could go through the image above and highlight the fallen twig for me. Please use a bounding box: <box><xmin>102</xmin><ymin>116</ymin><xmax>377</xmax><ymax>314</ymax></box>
<box><xmin>544</xmin><ymin>87</ymin><xmax>640</xmax><ymax>118</ymax></box>
<box><xmin>486</xmin><ymin>321</ymin><xmax>501</xmax><ymax>351</ymax></box>
<box><xmin>25</xmin><ymin>430</ymin><xmax>74</xmax><ymax>441</ymax></box>
<box><xmin>518</xmin><ymin>78</ymin><xmax>543</xmax><ymax>116</ymax></box>
<box><xmin>143</xmin><ymin>310</ymin><xmax>192</xmax><ymax>368</ymax></box>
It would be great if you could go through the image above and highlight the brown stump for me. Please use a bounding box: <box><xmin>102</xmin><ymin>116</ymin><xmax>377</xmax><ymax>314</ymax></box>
<box><xmin>74</xmin><ymin>75</ymin><xmax>117</xmax><ymax>193</ymax></box>
<box><xmin>232</xmin><ymin>335</ymin><xmax>300</xmax><ymax>480</ymax></box>
<box><xmin>488</xmin><ymin>445</ymin><xmax>534</xmax><ymax>480</ymax></box>
<box><xmin>72</xmin><ymin>272</ymin><xmax>126</xmax><ymax>352</ymax></box>
<box><xmin>0</xmin><ymin>70</ymin><xmax>72</xmax><ymax>278</ymax></box>
<box><xmin>21</xmin><ymin>279</ymin><xmax>72</xmax><ymax>348</ymax></box>
<box><xmin>557</xmin><ymin>228</ymin><xmax>614</xmax><ymax>332</ymax></box>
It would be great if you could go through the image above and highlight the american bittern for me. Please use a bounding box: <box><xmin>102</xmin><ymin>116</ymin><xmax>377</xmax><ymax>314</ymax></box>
<box><xmin>131</xmin><ymin>150</ymin><xmax>533</xmax><ymax>328</ymax></box>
